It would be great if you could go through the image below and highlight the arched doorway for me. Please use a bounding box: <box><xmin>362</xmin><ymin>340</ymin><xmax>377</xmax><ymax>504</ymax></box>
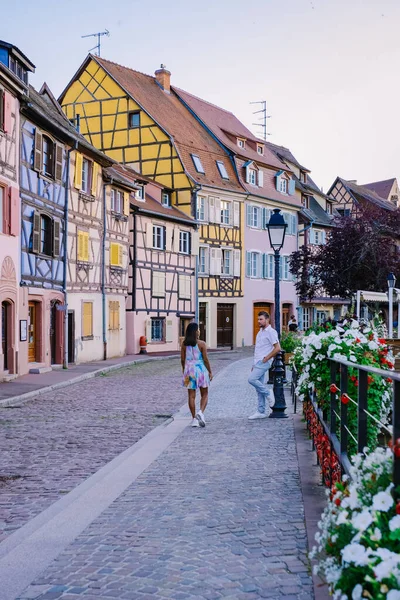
<box><xmin>1</xmin><ymin>300</ymin><xmax>14</xmax><ymax>373</ymax></box>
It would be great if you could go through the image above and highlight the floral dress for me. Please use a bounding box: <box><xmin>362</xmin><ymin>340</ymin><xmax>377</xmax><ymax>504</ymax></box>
<box><xmin>182</xmin><ymin>344</ymin><xmax>210</xmax><ymax>389</ymax></box>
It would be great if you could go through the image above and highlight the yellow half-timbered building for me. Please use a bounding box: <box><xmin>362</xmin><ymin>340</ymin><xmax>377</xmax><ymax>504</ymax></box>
<box><xmin>60</xmin><ymin>56</ymin><xmax>247</xmax><ymax>348</ymax></box>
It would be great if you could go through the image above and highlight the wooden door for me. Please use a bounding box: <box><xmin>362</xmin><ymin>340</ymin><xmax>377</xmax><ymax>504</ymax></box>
<box><xmin>217</xmin><ymin>304</ymin><xmax>234</xmax><ymax>348</ymax></box>
<box><xmin>28</xmin><ymin>302</ymin><xmax>36</xmax><ymax>362</ymax></box>
<box><xmin>179</xmin><ymin>318</ymin><xmax>192</xmax><ymax>348</ymax></box>
<box><xmin>282</xmin><ymin>305</ymin><xmax>290</xmax><ymax>332</ymax></box>
<box><xmin>199</xmin><ymin>303</ymin><xmax>207</xmax><ymax>343</ymax></box>
<box><xmin>50</xmin><ymin>303</ymin><xmax>57</xmax><ymax>365</ymax></box>
<box><xmin>68</xmin><ymin>310</ymin><xmax>75</xmax><ymax>364</ymax></box>
<box><xmin>253</xmin><ymin>304</ymin><xmax>271</xmax><ymax>344</ymax></box>
<box><xmin>2</xmin><ymin>302</ymin><xmax>8</xmax><ymax>370</ymax></box>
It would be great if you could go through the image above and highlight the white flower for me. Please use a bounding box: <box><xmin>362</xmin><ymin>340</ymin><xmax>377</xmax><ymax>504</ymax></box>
<box><xmin>337</xmin><ymin>510</ymin><xmax>349</xmax><ymax>525</ymax></box>
<box><xmin>389</xmin><ymin>515</ymin><xmax>400</xmax><ymax>532</ymax></box>
<box><xmin>371</xmin><ymin>527</ymin><xmax>382</xmax><ymax>541</ymax></box>
<box><xmin>372</xmin><ymin>491</ymin><xmax>394</xmax><ymax>512</ymax></box>
<box><xmin>342</xmin><ymin>488</ymin><xmax>360</xmax><ymax>510</ymax></box>
<box><xmin>349</xmin><ymin>355</ymin><xmax>357</xmax><ymax>362</ymax></box>
<box><xmin>387</xmin><ymin>591</ymin><xmax>400</xmax><ymax>600</ymax></box>
<box><xmin>352</xmin><ymin>510</ymin><xmax>373</xmax><ymax>532</ymax></box>
<box><xmin>351</xmin><ymin>584</ymin><xmax>363</xmax><ymax>600</ymax></box>
<box><xmin>374</xmin><ymin>558</ymin><xmax>397</xmax><ymax>581</ymax></box>
<box><xmin>342</xmin><ymin>543</ymin><xmax>371</xmax><ymax>566</ymax></box>
<box><xmin>368</xmin><ymin>340</ymin><xmax>379</xmax><ymax>350</ymax></box>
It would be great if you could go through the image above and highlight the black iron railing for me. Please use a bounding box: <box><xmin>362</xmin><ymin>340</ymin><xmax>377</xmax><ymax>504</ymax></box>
<box><xmin>292</xmin><ymin>358</ymin><xmax>400</xmax><ymax>488</ymax></box>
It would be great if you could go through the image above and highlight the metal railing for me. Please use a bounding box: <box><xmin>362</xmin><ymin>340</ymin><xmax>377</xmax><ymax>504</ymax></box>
<box><xmin>292</xmin><ymin>358</ymin><xmax>400</xmax><ymax>487</ymax></box>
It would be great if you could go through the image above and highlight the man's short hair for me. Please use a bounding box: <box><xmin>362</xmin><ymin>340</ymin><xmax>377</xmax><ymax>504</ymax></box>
<box><xmin>258</xmin><ymin>311</ymin><xmax>270</xmax><ymax>319</ymax></box>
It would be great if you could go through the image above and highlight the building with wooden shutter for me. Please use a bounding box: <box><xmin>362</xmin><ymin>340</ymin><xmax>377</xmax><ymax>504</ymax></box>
<box><xmin>0</xmin><ymin>41</ymin><xmax>34</xmax><ymax>380</ymax></box>
<box><xmin>174</xmin><ymin>89</ymin><xmax>301</xmax><ymax>344</ymax></box>
<box><xmin>59</xmin><ymin>57</ymin><xmax>246</xmax><ymax>349</ymax></box>
<box><xmin>119</xmin><ymin>167</ymin><xmax>197</xmax><ymax>354</ymax></box>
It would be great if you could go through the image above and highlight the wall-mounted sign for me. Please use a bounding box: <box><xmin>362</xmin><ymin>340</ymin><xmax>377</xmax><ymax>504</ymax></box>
<box><xmin>20</xmin><ymin>320</ymin><xmax>27</xmax><ymax>342</ymax></box>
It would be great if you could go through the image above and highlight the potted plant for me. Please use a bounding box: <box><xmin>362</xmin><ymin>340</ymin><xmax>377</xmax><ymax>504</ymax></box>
<box><xmin>280</xmin><ymin>330</ymin><xmax>301</xmax><ymax>364</ymax></box>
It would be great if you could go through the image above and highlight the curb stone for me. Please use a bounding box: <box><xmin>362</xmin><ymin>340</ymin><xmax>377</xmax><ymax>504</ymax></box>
<box><xmin>0</xmin><ymin>350</ymin><xmax>242</xmax><ymax>409</ymax></box>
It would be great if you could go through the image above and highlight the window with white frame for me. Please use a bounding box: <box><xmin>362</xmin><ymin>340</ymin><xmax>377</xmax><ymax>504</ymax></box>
<box><xmin>161</xmin><ymin>192</ymin><xmax>171</xmax><ymax>207</ymax></box>
<box><xmin>221</xmin><ymin>249</ymin><xmax>232</xmax><ymax>275</ymax></box>
<box><xmin>249</xmin><ymin>169</ymin><xmax>257</xmax><ymax>185</ymax></box>
<box><xmin>316</xmin><ymin>311</ymin><xmax>328</xmax><ymax>325</ymax></box>
<box><xmin>111</xmin><ymin>189</ymin><xmax>123</xmax><ymax>213</ymax></box>
<box><xmin>257</xmin><ymin>144</ymin><xmax>264</xmax><ymax>155</ymax></box>
<box><xmin>136</xmin><ymin>185</ymin><xmax>145</xmax><ymax>200</ymax></box>
<box><xmin>199</xmin><ymin>246</ymin><xmax>209</xmax><ymax>275</ymax></box>
<box><xmin>216</xmin><ymin>161</ymin><xmax>229</xmax><ymax>180</ymax></box>
<box><xmin>237</xmin><ymin>138</ymin><xmax>246</xmax><ymax>148</ymax></box>
<box><xmin>279</xmin><ymin>256</ymin><xmax>290</xmax><ymax>280</ymax></box>
<box><xmin>197</xmin><ymin>196</ymin><xmax>206</xmax><ymax>221</ymax></box>
<box><xmin>250</xmin><ymin>206</ymin><xmax>261</xmax><ymax>228</ymax></box>
<box><xmin>311</xmin><ymin>229</ymin><xmax>326</xmax><ymax>245</ymax></box>
<box><xmin>178</xmin><ymin>274</ymin><xmax>191</xmax><ymax>299</ymax></box>
<box><xmin>326</xmin><ymin>202</ymin><xmax>332</xmax><ymax>214</ymax></box>
<box><xmin>283</xmin><ymin>212</ymin><xmax>297</xmax><ymax>236</ymax></box>
<box><xmin>81</xmin><ymin>158</ymin><xmax>92</xmax><ymax>194</ymax></box>
<box><xmin>280</xmin><ymin>178</ymin><xmax>287</xmax><ymax>193</ymax></box>
<box><xmin>303</xmin><ymin>308</ymin><xmax>312</xmax><ymax>331</ymax></box>
<box><xmin>220</xmin><ymin>200</ymin><xmax>231</xmax><ymax>225</ymax></box>
<box><xmin>153</xmin><ymin>225</ymin><xmax>165</xmax><ymax>250</ymax></box>
<box><xmin>249</xmin><ymin>252</ymin><xmax>261</xmax><ymax>278</ymax></box>
<box><xmin>179</xmin><ymin>230</ymin><xmax>190</xmax><ymax>254</ymax></box>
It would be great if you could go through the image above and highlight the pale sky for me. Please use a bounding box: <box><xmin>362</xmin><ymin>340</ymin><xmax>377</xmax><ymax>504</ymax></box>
<box><xmin>2</xmin><ymin>0</ymin><xmax>400</xmax><ymax>191</ymax></box>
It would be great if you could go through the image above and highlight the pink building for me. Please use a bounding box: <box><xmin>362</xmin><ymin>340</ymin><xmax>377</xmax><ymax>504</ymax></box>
<box><xmin>0</xmin><ymin>43</ymin><xmax>35</xmax><ymax>380</ymax></box>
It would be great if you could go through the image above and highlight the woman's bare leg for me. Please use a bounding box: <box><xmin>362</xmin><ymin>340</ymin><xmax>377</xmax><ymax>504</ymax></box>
<box><xmin>188</xmin><ymin>389</ymin><xmax>196</xmax><ymax>417</ymax></box>
<box><xmin>199</xmin><ymin>387</ymin><xmax>208</xmax><ymax>413</ymax></box>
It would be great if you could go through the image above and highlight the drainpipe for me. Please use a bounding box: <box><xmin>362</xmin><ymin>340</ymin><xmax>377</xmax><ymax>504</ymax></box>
<box><xmin>63</xmin><ymin>142</ymin><xmax>77</xmax><ymax>369</ymax></box>
<box><xmin>193</xmin><ymin>184</ymin><xmax>202</xmax><ymax>323</ymax></box>
<box><xmin>132</xmin><ymin>209</ymin><xmax>137</xmax><ymax>311</ymax></box>
<box><xmin>102</xmin><ymin>182</ymin><xmax>107</xmax><ymax>360</ymax></box>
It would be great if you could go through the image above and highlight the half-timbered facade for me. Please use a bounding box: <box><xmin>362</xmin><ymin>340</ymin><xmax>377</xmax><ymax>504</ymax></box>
<box><xmin>118</xmin><ymin>168</ymin><xmax>197</xmax><ymax>353</ymax></box>
<box><xmin>19</xmin><ymin>85</ymin><xmax>69</xmax><ymax>374</ymax></box>
<box><xmin>59</xmin><ymin>57</ymin><xmax>246</xmax><ymax>349</ymax></box>
<box><xmin>0</xmin><ymin>41</ymin><xmax>34</xmax><ymax>380</ymax></box>
<box><xmin>328</xmin><ymin>177</ymin><xmax>398</xmax><ymax>216</ymax></box>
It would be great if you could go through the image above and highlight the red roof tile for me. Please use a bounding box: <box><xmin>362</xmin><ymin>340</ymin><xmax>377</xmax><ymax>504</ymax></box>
<box><xmin>173</xmin><ymin>87</ymin><xmax>288</xmax><ymax>172</ymax></box>
<box><xmin>95</xmin><ymin>57</ymin><xmax>244</xmax><ymax>195</ymax></box>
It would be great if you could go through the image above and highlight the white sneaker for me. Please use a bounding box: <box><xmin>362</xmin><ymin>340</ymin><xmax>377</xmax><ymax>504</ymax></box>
<box><xmin>196</xmin><ymin>411</ymin><xmax>206</xmax><ymax>427</ymax></box>
<box><xmin>191</xmin><ymin>418</ymin><xmax>200</xmax><ymax>427</ymax></box>
<box><xmin>248</xmin><ymin>411</ymin><xmax>268</xmax><ymax>420</ymax></box>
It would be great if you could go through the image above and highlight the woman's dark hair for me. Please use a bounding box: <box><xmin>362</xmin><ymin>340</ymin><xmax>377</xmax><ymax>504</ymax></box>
<box><xmin>184</xmin><ymin>322</ymin><xmax>199</xmax><ymax>347</ymax></box>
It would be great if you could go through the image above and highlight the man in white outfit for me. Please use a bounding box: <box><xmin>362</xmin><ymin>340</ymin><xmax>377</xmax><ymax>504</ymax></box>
<box><xmin>248</xmin><ymin>311</ymin><xmax>281</xmax><ymax>419</ymax></box>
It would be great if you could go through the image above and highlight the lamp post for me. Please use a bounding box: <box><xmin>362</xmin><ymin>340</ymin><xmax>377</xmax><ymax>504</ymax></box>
<box><xmin>388</xmin><ymin>272</ymin><xmax>396</xmax><ymax>339</ymax></box>
<box><xmin>266</xmin><ymin>208</ymin><xmax>288</xmax><ymax>419</ymax></box>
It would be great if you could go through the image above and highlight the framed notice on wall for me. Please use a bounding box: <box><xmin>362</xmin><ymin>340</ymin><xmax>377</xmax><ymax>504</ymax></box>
<box><xmin>20</xmin><ymin>320</ymin><xmax>27</xmax><ymax>342</ymax></box>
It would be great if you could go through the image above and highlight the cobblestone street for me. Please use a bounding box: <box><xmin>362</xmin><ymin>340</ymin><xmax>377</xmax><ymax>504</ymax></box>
<box><xmin>0</xmin><ymin>353</ymin><xmax>249</xmax><ymax>543</ymax></box>
<box><xmin>0</xmin><ymin>354</ymin><xmax>316</xmax><ymax>600</ymax></box>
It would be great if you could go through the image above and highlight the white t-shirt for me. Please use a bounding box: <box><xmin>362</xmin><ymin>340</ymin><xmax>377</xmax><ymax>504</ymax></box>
<box><xmin>254</xmin><ymin>325</ymin><xmax>279</xmax><ymax>364</ymax></box>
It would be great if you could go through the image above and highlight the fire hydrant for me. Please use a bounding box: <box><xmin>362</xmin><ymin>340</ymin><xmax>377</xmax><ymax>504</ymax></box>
<box><xmin>139</xmin><ymin>335</ymin><xmax>147</xmax><ymax>354</ymax></box>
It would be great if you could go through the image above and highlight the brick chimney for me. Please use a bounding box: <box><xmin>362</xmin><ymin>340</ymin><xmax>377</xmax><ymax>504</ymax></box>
<box><xmin>155</xmin><ymin>64</ymin><xmax>171</xmax><ymax>92</ymax></box>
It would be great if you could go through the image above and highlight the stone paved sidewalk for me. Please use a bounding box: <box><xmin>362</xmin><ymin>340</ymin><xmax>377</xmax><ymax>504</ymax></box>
<box><xmin>16</xmin><ymin>357</ymin><xmax>314</xmax><ymax>600</ymax></box>
<box><xmin>0</xmin><ymin>353</ymin><xmax>248</xmax><ymax>543</ymax></box>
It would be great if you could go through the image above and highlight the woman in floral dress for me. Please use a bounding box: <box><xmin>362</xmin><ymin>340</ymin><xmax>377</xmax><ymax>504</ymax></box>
<box><xmin>181</xmin><ymin>322</ymin><xmax>213</xmax><ymax>428</ymax></box>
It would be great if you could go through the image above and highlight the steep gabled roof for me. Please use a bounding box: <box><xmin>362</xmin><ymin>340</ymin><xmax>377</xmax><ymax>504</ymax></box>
<box><xmin>329</xmin><ymin>177</ymin><xmax>396</xmax><ymax>212</ymax></box>
<box><xmin>26</xmin><ymin>84</ymin><xmax>113</xmax><ymax>166</ymax></box>
<box><xmin>173</xmin><ymin>87</ymin><xmax>287</xmax><ymax>171</ymax></box>
<box><xmin>361</xmin><ymin>178</ymin><xmax>396</xmax><ymax>200</ymax></box>
<box><xmin>91</xmin><ymin>56</ymin><xmax>244</xmax><ymax>195</ymax></box>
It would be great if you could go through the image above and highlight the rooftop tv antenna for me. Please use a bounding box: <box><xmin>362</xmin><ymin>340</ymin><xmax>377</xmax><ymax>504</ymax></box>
<box><xmin>81</xmin><ymin>29</ymin><xmax>110</xmax><ymax>56</ymax></box>
<box><xmin>250</xmin><ymin>100</ymin><xmax>271</xmax><ymax>140</ymax></box>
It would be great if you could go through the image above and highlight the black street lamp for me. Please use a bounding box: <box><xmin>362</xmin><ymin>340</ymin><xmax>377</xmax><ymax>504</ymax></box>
<box><xmin>266</xmin><ymin>208</ymin><xmax>288</xmax><ymax>419</ymax></box>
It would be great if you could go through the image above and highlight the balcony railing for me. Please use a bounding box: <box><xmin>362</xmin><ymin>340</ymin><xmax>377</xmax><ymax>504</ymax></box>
<box><xmin>292</xmin><ymin>358</ymin><xmax>400</xmax><ymax>487</ymax></box>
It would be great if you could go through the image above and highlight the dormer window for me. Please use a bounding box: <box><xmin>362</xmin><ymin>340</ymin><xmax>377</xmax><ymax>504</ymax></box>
<box><xmin>257</xmin><ymin>144</ymin><xmax>264</xmax><ymax>155</ymax></box>
<box><xmin>161</xmin><ymin>191</ymin><xmax>171</xmax><ymax>207</ymax></box>
<box><xmin>136</xmin><ymin>185</ymin><xmax>145</xmax><ymax>201</ymax></box>
<box><xmin>301</xmin><ymin>171</ymin><xmax>307</xmax><ymax>183</ymax></box>
<box><xmin>237</xmin><ymin>138</ymin><xmax>246</xmax><ymax>149</ymax></box>
<box><xmin>326</xmin><ymin>202</ymin><xmax>332</xmax><ymax>214</ymax></box>
<box><xmin>249</xmin><ymin>169</ymin><xmax>257</xmax><ymax>185</ymax></box>
<box><xmin>191</xmin><ymin>154</ymin><xmax>205</xmax><ymax>174</ymax></box>
<box><xmin>280</xmin><ymin>179</ymin><xmax>287</xmax><ymax>194</ymax></box>
<box><xmin>302</xmin><ymin>196</ymin><xmax>309</xmax><ymax>209</ymax></box>
<box><xmin>216</xmin><ymin>161</ymin><xmax>229</xmax><ymax>180</ymax></box>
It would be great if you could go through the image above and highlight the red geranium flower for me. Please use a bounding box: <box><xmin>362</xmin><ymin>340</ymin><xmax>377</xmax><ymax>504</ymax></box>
<box><xmin>330</xmin><ymin>384</ymin><xmax>339</xmax><ymax>393</ymax></box>
<box><xmin>341</xmin><ymin>394</ymin><xmax>350</xmax><ymax>405</ymax></box>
